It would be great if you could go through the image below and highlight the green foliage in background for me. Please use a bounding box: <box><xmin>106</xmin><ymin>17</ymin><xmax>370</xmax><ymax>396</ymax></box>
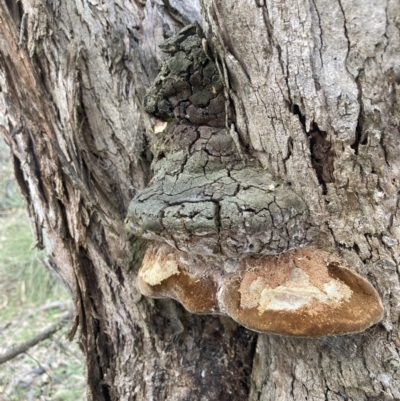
<box><xmin>0</xmin><ymin>212</ymin><xmax>54</xmax><ymax>320</ymax></box>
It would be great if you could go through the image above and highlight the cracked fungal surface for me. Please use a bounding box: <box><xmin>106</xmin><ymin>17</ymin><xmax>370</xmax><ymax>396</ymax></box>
<box><xmin>126</xmin><ymin>23</ymin><xmax>383</xmax><ymax>336</ymax></box>
<box><xmin>127</xmin><ymin>23</ymin><xmax>317</xmax><ymax>258</ymax></box>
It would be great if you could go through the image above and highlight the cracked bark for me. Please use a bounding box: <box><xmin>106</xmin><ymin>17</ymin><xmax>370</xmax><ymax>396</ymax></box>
<box><xmin>0</xmin><ymin>0</ymin><xmax>399</xmax><ymax>400</ymax></box>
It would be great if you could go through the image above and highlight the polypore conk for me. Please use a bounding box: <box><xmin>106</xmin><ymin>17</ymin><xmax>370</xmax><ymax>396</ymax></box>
<box><xmin>126</xmin><ymin>23</ymin><xmax>384</xmax><ymax>337</ymax></box>
<box><xmin>220</xmin><ymin>247</ymin><xmax>383</xmax><ymax>336</ymax></box>
<box><xmin>127</xmin><ymin>22</ymin><xmax>317</xmax><ymax>257</ymax></box>
<box><xmin>135</xmin><ymin>243</ymin><xmax>383</xmax><ymax>337</ymax></box>
<box><xmin>137</xmin><ymin>243</ymin><xmax>220</xmax><ymax>314</ymax></box>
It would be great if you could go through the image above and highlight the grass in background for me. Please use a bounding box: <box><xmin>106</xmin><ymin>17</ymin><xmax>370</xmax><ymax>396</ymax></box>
<box><xmin>1</xmin><ymin>212</ymin><xmax>50</xmax><ymax>321</ymax></box>
<box><xmin>0</xmin><ymin>139</ymin><xmax>86</xmax><ymax>400</ymax></box>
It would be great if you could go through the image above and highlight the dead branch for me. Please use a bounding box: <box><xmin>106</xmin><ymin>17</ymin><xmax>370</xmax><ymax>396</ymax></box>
<box><xmin>0</xmin><ymin>312</ymin><xmax>72</xmax><ymax>365</ymax></box>
<box><xmin>0</xmin><ymin>300</ymin><xmax>73</xmax><ymax>332</ymax></box>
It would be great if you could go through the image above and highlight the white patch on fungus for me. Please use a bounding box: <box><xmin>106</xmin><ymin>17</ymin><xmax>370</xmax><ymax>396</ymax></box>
<box><xmin>241</xmin><ymin>265</ymin><xmax>353</xmax><ymax>314</ymax></box>
<box><xmin>322</xmin><ymin>280</ymin><xmax>352</xmax><ymax>303</ymax></box>
<box><xmin>139</xmin><ymin>259</ymin><xmax>180</xmax><ymax>286</ymax></box>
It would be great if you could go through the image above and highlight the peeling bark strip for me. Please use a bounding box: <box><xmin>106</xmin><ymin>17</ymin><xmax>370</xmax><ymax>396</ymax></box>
<box><xmin>127</xmin><ymin>24</ymin><xmax>383</xmax><ymax>337</ymax></box>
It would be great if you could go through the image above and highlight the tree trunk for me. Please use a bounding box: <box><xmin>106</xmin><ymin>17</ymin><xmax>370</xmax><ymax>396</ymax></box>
<box><xmin>0</xmin><ymin>0</ymin><xmax>399</xmax><ymax>399</ymax></box>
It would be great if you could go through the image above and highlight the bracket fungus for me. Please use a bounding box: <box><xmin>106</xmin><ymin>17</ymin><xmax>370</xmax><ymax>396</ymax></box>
<box><xmin>220</xmin><ymin>247</ymin><xmax>383</xmax><ymax>337</ymax></box>
<box><xmin>127</xmin><ymin>23</ymin><xmax>383</xmax><ymax>337</ymax></box>
<box><xmin>136</xmin><ymin>244</ymin><xmax>383</xmax><ymax>337</ymax></box>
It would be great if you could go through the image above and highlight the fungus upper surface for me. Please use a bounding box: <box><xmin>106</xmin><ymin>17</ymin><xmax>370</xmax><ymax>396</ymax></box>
<box><xmin>127</xmin><ymin>23</ymin><xmax>317</xmax><ymax>257</ymax></box>
<box><xmin>127</xmin><ymin>23</ymin><xmax>384</xmax><ymax>337</ymax></box>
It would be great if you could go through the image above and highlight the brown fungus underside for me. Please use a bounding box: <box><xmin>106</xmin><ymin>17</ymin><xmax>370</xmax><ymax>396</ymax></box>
<box><xmin>127</xmin><ymin>23</ymin><xmax>383</xmax><ymax>337</ymax></box>
<box><xmin>137</xmin><ymin>244</ymin><xmax>383</xmax><ymax>337</ymax></box>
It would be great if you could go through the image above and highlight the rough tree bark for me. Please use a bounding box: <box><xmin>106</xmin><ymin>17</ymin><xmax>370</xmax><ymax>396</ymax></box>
<box><xmin>0</xmin><ymin>0</ymin><xmax>399</xmax><ymax>400</ymax></box>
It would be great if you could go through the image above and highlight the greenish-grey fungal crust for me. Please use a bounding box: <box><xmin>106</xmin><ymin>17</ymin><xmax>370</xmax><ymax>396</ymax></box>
<box><xmin>128</xmin><ymin>163</ymin><xmax>315</xmax><ymax>257</ymax></box>
<box><xmin>126</xmin><ymin>24</ymin><xmax>385</xmax><ymax>338</ymax></box>
<box><xmin>143</xmin><ymin>23</ymin><xmax>224</xmax><ymax>125</ymax></box>
<box><xmin>128</xmin><ymin>23</ymin><xmax>318</xmax><ymax>257</ymax></box>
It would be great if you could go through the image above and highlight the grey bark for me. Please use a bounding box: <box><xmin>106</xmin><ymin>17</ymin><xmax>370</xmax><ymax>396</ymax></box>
<box><xmin>0</xmin><ymin>0</ymin><xmax>399</xmax><ymax>400</ymax></box>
